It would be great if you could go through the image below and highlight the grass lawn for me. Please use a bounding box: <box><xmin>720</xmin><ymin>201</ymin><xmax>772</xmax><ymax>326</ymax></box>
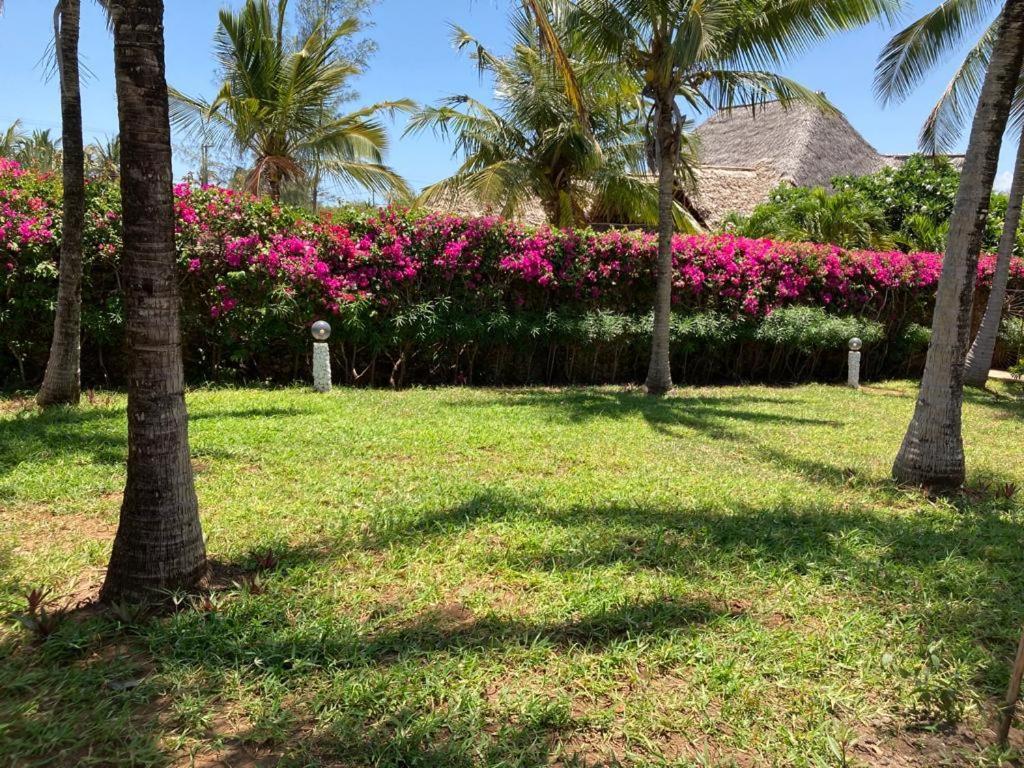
<box><xmin>2</xmin><ymin>382</ymin><xmax>1024</xmax><ymax>767</ymax></box>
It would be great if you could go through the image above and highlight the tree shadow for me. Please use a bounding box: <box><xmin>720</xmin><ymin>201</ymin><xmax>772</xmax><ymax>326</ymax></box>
<box><xmin>962</xmin><ymin>385</ymin><xmax>1024</xmax><ymax>419</ymax></box>
<box><xmin>189</xmin><ymin>406</ymin><xmax>315</xmax><ymax>422</ymax></box>
<box><xmin>357</xmin><ymin>488</ymin><xmax>1024</xmax><ymax>659</ymax></box>
<box><xmin>450</xmin><ymin>388</ymin><xmax>841</xmax><ymax>439</ymax></box>
<box><xmin>5</xmin><ymin>484</ymin><xmax>1024</xmax><ymax>765</ymax></box>
<box><xmin>0</xmin><ymin>406</ymin><xmax>126</xmax><ymax>482</ymax></box>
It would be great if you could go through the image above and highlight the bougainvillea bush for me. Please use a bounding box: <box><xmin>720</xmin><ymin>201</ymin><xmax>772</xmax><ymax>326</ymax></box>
<box><xmin>2</xmin><ymin>158</ymin><xmax>1020</xmax><ymax>387</ymax></box>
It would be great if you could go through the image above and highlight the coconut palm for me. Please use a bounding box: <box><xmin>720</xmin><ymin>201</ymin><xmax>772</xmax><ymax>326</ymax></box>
<box><xmin>876</xmin><ymin>0</ymin><xmax>1024</xmax><ymax>388</ymax></box>
<box><xmin>406</xmin><ymin>5</ymin><xmax>693</xmax><ymax>228</ymax></box>
<box><xmin>170</xmin><ymin>0</ymin><xmax>410</xmax><ymax>204</ymax></box>
<box><xmin>13</xmin><ymin>129</ymin><xmax>62</xmax><ymax>174</ymax></box>
<box><xmin>572</xmin><ymin>0</ymin><xmax>899</xmax><ymax>396</ymax></box>
<box><xmin>0</xmin><ymin>0</ymin><xmax>90</xmax><ymax>406</ymax></box>
<box><xmin>36</xmin><ymin>0</ymin><xmax>87</xmax><ymax>407</ymax></box>
<box><xmin>887</xmin><ymin>1</ymin><xmax>1024</xmax><ymax>490</ymax></box>
<box><xmin>0</xmin><ymin>120</ymin><xmax>25</xmax><ymax>156</ymax></box>
<box><xmin>86</xmin><ymin>134</ymin><xmax>120</xmax><ymax>181</ymax></box>
<box><xmin>101</xmin><ymin>0</ymin><xmax>207</xmax><ymax>601</ymax></box>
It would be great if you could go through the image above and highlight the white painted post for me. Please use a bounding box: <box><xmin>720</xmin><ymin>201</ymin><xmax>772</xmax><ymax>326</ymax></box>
<box><xmin>311</xmin><ymin>321</ymin><xmax>332</xmax><ymax>393</ymax></box>
<box><xmin>848</xmin><ymin>337</ymin><xmax>862</xmax><ymax>389</ymax></box>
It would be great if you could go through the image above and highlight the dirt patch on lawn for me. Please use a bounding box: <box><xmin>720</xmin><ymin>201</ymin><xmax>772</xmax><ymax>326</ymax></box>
<box><xmin>851</xmin><ymin>714</ymin><xmax>1024</xmax><ymax>767</ymax></box>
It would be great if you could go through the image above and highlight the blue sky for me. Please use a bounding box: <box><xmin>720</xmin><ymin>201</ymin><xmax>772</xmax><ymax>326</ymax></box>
<box><xmin>0</xmin><ymin>1</ymin><xmax>1013</xmax><ymax>200</ymax></box>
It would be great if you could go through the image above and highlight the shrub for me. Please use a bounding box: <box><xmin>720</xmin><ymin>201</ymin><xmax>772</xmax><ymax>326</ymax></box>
<box><xmin>731</xmin><ymin>155</ymin><xmax>1015</xmax><ymax>255</ymax></box>
<box><xmin>2</xmin><ymin>158</ymin><xmax>1020</xmax><ymax>387</ymax></box>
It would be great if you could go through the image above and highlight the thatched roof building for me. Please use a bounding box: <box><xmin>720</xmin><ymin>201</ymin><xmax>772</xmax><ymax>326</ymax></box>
<box><xmin>429</xmin><ymin>100</ymin><xmax>963</xmax><ymax>229</ymax></box>
<box><xmin>685</xmin><ymin>100</ymin><xmax>962</xmax><ymax>227</ymax></box>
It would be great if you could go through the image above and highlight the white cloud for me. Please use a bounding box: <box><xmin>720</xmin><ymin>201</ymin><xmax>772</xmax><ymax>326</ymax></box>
<box><xmin>994</xmin><ymin>170</ymin><xmax>1014</xmax><ymax>193</ymax></box>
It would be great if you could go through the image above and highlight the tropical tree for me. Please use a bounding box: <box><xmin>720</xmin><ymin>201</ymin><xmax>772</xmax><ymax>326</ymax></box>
<box><xmin>889</xmin><ymin>0</ymin><xmax>1024</xmax><ymax>490</ymax></box>
<box><xmin>36</xmin><ymin>0</ymin><xmax>86</xmax><ymax>407</ymax></box>
<box><xmin>13</xmin><ymin>129</ymin><xmax>62</xmax><ymax>174</ymax></box>
<box><xmin>170</xmin><ymin>0</ymin><xmax>410</xmax><ymax>204</ymax></box>
<box><xmin>86</xmin><ymin>134</ymin><xmax>120</xmax><ymax>181</ymax></box>
<box><xmin>407</xmin><ymin>4</ymin><xmax>692</xmax><ymax>228</ymax></box>
<box><xmin>965</xmin><ymin>135</ymin><xmax>1024</xmax><ymax>384</ymax></box>
<box><xmin>0</xmin><ymin>119</ymin><xmax>25</xmax><ymax>156</ymax></box>
<box><xmin>727</xmin><ymin>184</ymin><xmax>892</xmax><ymax>249</ymax></box>
<box><xmin>0</xmin><ymin>0</ymin><xmax>89</xmax><ymax>406</ymax></box>
<box><xmin>572</xmin><ymin>0</ymin><xmax>899</xmax><ymax>396</ymax></box>
<box><xmin>101</xmin><ymin>0</ymin><xmax>207</xmax><ymax>600</ymax></box>
<box><xmin>876</xmin><ymin>0</ymin><xmax>1024</xmax><ymax>387</ymax></box>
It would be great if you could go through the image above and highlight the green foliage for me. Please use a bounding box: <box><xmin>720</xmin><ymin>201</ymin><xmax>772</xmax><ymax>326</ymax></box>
<box><xmin>405</xmin><ymin>4</ymin><xmax>672</xmax><ymax>228</ymax></box>
<box><xmin>729</xmin><ymin>155</ymin><xmax>1016</xmax><ymax>254</ymax></box>
<box><xmin>726</xmin><ymin>185</ymin><xmax>891</xmax><ymax>249</ymax></box>
<box><xmin>753</xmin><ymin>307</ymin><xmax>884</xmax><ymax>353</ymax></box>
<box><xmin>1000</xmin><ymin>315</ymin><xmax>1024</xmax><ymax>352</ymax></box>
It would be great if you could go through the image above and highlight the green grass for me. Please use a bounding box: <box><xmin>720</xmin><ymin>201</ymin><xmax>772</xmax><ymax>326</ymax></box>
<box><xmin>2</xmin><ymin>382</ymin><xmax>1024</xmax><ymax>767</ymax></box>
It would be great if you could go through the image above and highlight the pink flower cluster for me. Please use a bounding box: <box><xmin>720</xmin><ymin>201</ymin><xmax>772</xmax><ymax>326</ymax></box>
<box><xmin>0</xmin><ymin>161</ymin><xmax>55</xmax><ymax>268</ymax></box>
<box><xmin>3</xmin><ymin>164</ymin><xmax>1020</xmax><ymax>330</ymax></box>
<box><xmin>163</xmin><ymin>186</ymin><xmax>1024</xmax><ymax>323</ymax></box>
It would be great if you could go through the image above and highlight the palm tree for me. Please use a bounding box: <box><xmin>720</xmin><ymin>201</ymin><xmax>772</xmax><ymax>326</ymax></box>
<box><xmin>572</xmin><ymin>0</ymin><xmax>899</xmax><ymax>396</ymax></box>
<box><xmin>170</xmin><ymin>0</ymin><xmax>410</xmax><ymax>204</ymax></box>
<box><xmin>730</xmin><ymin>186</ymin><xmax>892</xmax><ymax>248</ymax></box>
<box><xmin>0</xmin><ymin>119</ymin><xmax>25</xmax><ymax>156</ymax></box>
<box><xmin>889</xmin><ymin>0</ymin><xmax>1024</xmax><ymax>490</ymax></box>
<box><xmin>406</xmin><ymin>5</ymin><xmax>693</xmax><ymax>228</ymax></box>
<box><xmin>101</xmin><ymin>0</ymin><xmax>207</xmax><ymax>601</ymax></box>
<box><xmin>965</xmin><ymin>135</ymin><xmax>1024</xmax><ymax>384</ymax></box>
<box><xmin>37</xmin><ymin>0</ymin><xmax>86</xmax><ymax>407</ymax></box>
<box><xmin>86</xmin><ymin>134</ymin><xmax>120</xmax><ymax>181</ymax></box>
<box><xmin>522</xmin><ymin>0</ymin><xmax>588</xmax><ymax>127</ymax></box>
<box><xmin>13</xmin><ymin>129</ymin><xmax>62</xmax><ymax>174</ymax></box>
<box><xmin>876</xmin><ymin>0</ymin><xmax>1024</xmax><ymax>388</ymax></box>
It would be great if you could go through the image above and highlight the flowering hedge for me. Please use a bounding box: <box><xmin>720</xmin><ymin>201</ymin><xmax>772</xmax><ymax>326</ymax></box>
<box><xmin>1</xmin><ymin>158</ymin><xmax>1019</xmax><ymax>386</ymax></box>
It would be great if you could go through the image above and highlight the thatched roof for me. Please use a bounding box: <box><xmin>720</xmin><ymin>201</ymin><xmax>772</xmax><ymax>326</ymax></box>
<box><xmin>426</xmin><ymin>100</ymin><xmax>964</xmax><ymax>229</ymax></box>
<box><xmin>694</xmin><ymin>99</ymin><xmax>892</xmax><ymax>190</ymax></box>
<box><xmin>682</xmin><ymin>162</ymin><xmax>788</xmax><ymax>228</ymax></box>
<box><xmin>687</xmin><ymin>100</ymin><xmax>965</xmax><ymax>225</ymax></box>
<box><xmin>421</xmin><ymin>189</ymin><xmax>549</xmax><ymax>226</ymax></box>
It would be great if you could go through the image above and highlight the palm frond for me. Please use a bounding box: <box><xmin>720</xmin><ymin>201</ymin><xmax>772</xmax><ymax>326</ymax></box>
<box><xmin>919</xmin><ymin>19</ymin><xmax>998</xmax><ymax>153</ymax></box>
<box><xmin>875</xmin><ymin>0</ymin><xmax>1002</xmax><ymax>106</ymax></box>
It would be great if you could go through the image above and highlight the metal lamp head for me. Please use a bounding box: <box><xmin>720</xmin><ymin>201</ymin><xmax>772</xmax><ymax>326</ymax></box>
<box><xmin>311</xmin><ymin>320</ymin><xmax>332</xmax><ymax>342</ymax></box>
<box><xmin>849</xmin><ymin>337</ymin><xmax>863</xmax><ymax>352</ymax></box>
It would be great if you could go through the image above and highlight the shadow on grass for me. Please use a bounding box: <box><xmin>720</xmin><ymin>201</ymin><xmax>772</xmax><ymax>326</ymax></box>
<box><xmin>451</xmin><ymin>389</ymin><xmax>842</xmax><ymax>443</ymax></box>
<box><xmin>4</xmin><ymin>484</ymin><xmax>1024</xmax><ymax>765</ymax></box>
<box><xmin>0</xmin><ymin>407</ymin><xmax>126</xmax><ymax>478</ymax></box>
<box><xmin>0</xmin><ymin>403</ymin><xmax>315</xmax><ymax>486</ymax></box>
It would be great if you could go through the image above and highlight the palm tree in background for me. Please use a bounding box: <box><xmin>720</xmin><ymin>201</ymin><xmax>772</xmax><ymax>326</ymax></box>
<box><xmin>571</xmin><ymin>0</ymin><xmax>900</xmax><ymax>396</ymax></box>
<box><xmin>36</xmin><ymin>0</ymin><xmax>87</xmax><ymax>407</ymax></box>
<box><xmin>876</xmin><ymin>0</ymin><xmax>1024</xmax><ymax>388</ymax></box>
<box><xmin>101</xmin><ymin>0</ymin><xmax>207</xmax><ymax>601</ymax></box>
<box><xmin>86</xmin><ymin>134</ymin><xmax>120</xmax><ymax>181</ymax></box>
<box><xmin>885</xmin><ymin>1</ymin><xmax>1024</xmax><ymax>490</ymax></box>
<box><xmin>170</xmin><ymin>0</ymin><xmax>410</xmax><ymax>204</ymax></box>
<box><xmin>0</xmin><ymin>0</ymin><xmax>89</xmax><ymax>406</ymax></box>
<box><xmin>407</xmin><ymin>4</ymin><xmax>695</xmax><ymax>228</ymax></box>
<box><xmin>12</xmin><ymin>129</ymin><xmax>63</xmax><ymax>174</ymax></box>
<box><xmin>729</xmin><ymin>186</ymin><xmax>892</xmax><ymax>249</ymax></box>
<box><xmin>0</xmin><ymin>120</ymin><xmax>26</xmax><ymax>156</ymax></box>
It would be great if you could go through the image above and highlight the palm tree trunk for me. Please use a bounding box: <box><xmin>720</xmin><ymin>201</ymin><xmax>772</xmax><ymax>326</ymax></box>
<box><xmin>37</xmin><ymin>0</ymin><xmax>84</xmax><ymax>407</ymax></box>
<box><xmin>963</xmin><ymin>134</ymin><xmax>1024</xmax><ymax>387</ymax></box>
<box><xmin>892</xmin><ymin>1</ymin><xmax>1024</xmax><ymax>491</ymax></box>
<box><xmin>645</xmin><ymin>96</ymin><xmax>676</xmax><ymax>396</ymax></box>
<box><xmin>101</xmin><ymin>0</ymin><xmax>207</xmax><ymax>602</ymax></box>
